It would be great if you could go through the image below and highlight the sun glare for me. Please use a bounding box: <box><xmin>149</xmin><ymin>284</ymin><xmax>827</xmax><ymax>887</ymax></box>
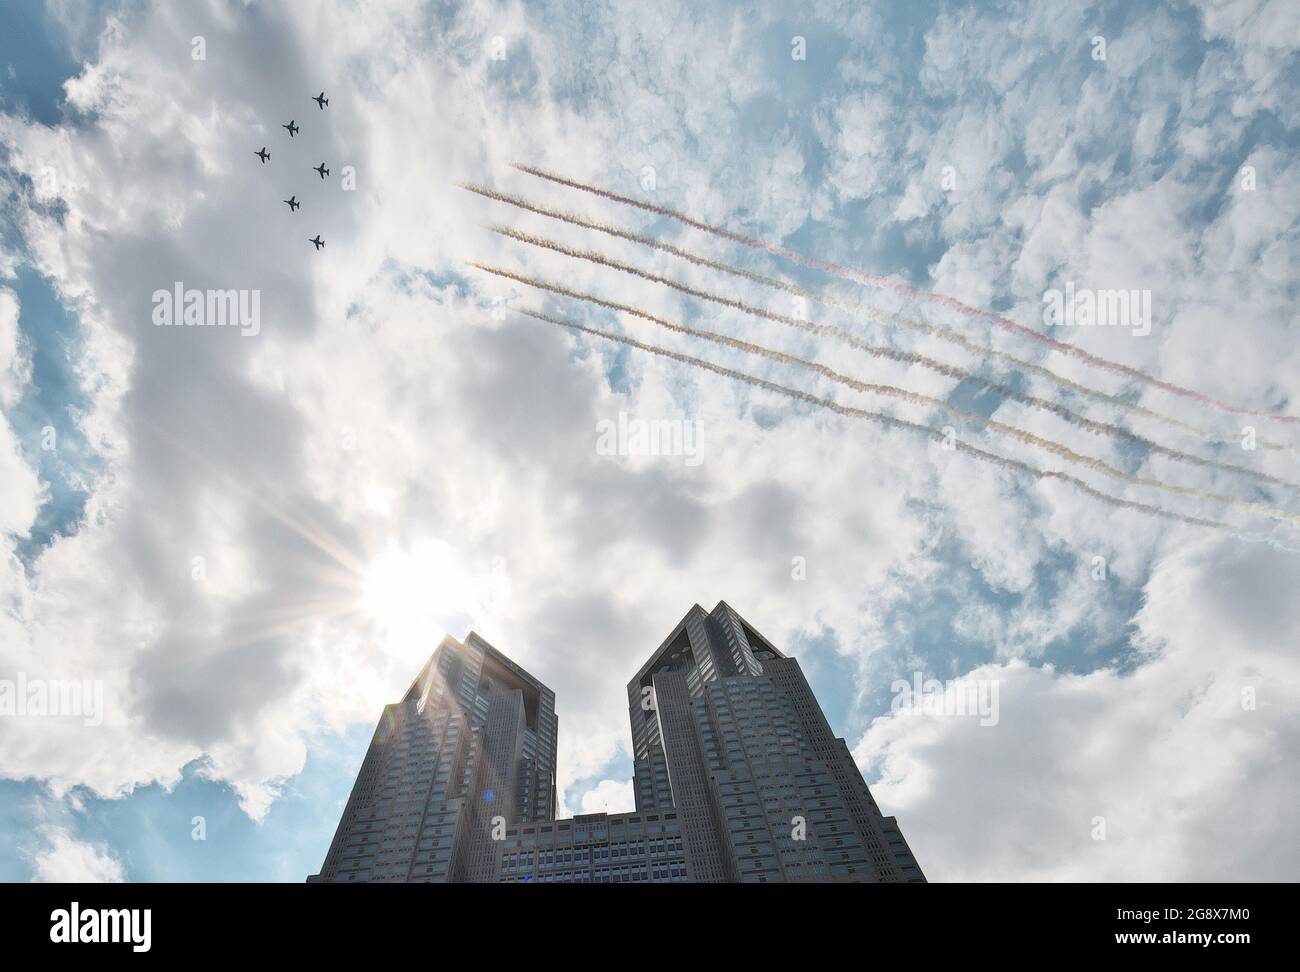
<box><xmin>361</xmin><ymin>539</ymin><xmax>472</xmax><ymax>656</ymax></box>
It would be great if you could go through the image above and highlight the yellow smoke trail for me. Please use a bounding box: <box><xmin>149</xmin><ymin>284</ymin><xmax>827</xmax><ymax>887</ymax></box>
<box><xmin>509</xmin><ymin>162</ymin><xmax>1300</xmax><ymax>427</ymax></box>
<box><xmin>469</xmin><ymin>261</ymin><xmax>1300</xmax><ymax>529</ymax></box>
<box><xmin>462</xmin><ymin>182</ymin><xmax>1290</xmax><ymax>453</ymax></box>
<box><xmin>485</xmin><ymin>227</ymin><xmax>1300</xmax><ymax>493</ymax></box>
<box><xmin>508</xmin><ymin>304</ymin><xmax>1236</xmax><ymax>531</ymax></box>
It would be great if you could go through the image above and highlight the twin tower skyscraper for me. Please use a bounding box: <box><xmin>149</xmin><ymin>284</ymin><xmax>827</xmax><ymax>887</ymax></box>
<box><xmin>310</xmin><ymin>601</ymin><xmax>925</xmax><ymax>883</ymax></box>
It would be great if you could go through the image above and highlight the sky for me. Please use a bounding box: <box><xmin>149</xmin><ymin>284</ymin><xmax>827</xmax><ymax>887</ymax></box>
<box><xmin>0</xmin><ymin>0</ymin><xmax>1297</xmax><ymax>882</ymax></box>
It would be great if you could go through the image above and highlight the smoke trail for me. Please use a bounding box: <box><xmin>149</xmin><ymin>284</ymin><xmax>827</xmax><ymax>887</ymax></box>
<box><xmin>470</xmin><ymin>262</ymin><xmax>1300</xmax><ymax>527</ymax></box>
<box><xmin>486</xmin><ymin>227</ymin><xmax>1300</xmax><ymax>492</ymax></box>
<box><xmin>1234</xmin><ymin>532</ymin><xmax>1300</xmax><ymax>556</ymax></box>
<box><xmin>461</xmin><ymin>182</ymin><xmax>1293</xmax><ymax>454</ymax></box>
<box><xmin>507</xmin><ymin>304</ymin><xmax>1239</xmax><ymax>532</ymax></box>
<box><xmin>510</xmin><ymin>163</ymin><xmax>1300</xmax><ymax>426</ymax></box>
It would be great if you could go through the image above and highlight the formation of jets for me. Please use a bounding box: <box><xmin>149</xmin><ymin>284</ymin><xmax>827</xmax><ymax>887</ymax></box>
<box><xmin>254</xmin><ymin>93</ymin><xmax>333</xmax><ymax>250</ymax></box>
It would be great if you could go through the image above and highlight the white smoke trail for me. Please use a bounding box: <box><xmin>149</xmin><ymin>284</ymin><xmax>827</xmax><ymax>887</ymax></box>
<box><xmin>510</xmin><ymin>304</ymin><xmax>1238</xmax><ymax>532</ymax></box>
<box><xmin>509</xmin><ymin>163</ymin><xmax>1300</xmax><ymax>428</ymax></box>
<box><xmin>462</xmin><ymin>182</ymin><xmax>1292</xmax><ymax>453</ymax></box>
<box><xmin>1233</xmin><ymin>532</ymin><xmax>1300</xmax><ymax>555</ymax></box>
<box><xmin>485</xmin><ymin>228</ymin><xmax>1300</xmax><ymax>493</ymax></box>
<box><xmin>469</xmin><ymin>262</ymin><xmax>1300</xmax><ymax>529</ymax></box>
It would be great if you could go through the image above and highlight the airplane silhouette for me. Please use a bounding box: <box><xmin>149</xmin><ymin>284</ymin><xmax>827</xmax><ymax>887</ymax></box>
<box><xmin>283</xmin><ymin>120</ymin><xmax>299</xmax><ymax>137</ymax></box>
<box><xmin>314</xmin><ymin>163</ymin><xmax>330</xmax><ymax>179</ymax></box>
<box><xmin>313</xmin><ymin>92</ymin><xmax>329</xmax><ymax>109</ymax></box>
<box><xmin>284</xmin><ymin>196</ymin><xmax>300</xmax><ymax>212</ymax></box>
<box><xmin>255</xmin><ymin>147</ymin><xmax>270</xmax><ymax>163</ymax></box>
<box><xmin>309</xmin><ymin>235</ymin><xmax>325</xmax><ymax>250</ymax></box>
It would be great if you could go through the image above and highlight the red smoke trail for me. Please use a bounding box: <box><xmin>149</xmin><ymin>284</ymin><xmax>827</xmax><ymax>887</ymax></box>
<box><xmin>511</xmin><ymin>162</ymin><xmax>1300</xmax><ymax>426</ymax></box>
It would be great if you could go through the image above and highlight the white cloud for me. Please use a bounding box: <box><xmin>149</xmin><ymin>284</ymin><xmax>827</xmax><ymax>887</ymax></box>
<box><xmin>0</xmin><ymin>289</ymin><xmax>44</xmax><ymax>539</ymax></box>
<box><xmin>858</xmin><ymin>536</ymin><xmax>1300</xmax><ymax>881</ymax></box>
<box><xmin>30</xmin><ymin>828</ymin><xmax>127</xmax><ymax>883</ymax></box>
<box><xmin>576</xmin><ymin>778</ymin><xmax>636</xmax><ymax>815</ymax></box>
<box><xmin>0</xmin><ymin>288</ymin><xmax>29</xmax><ymax>406</ymax></box>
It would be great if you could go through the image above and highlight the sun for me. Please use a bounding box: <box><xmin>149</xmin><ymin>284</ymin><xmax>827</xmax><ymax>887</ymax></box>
<box><xmin>361</xmin><ymin>538</ymin><xmax>471</xmax><ymax>656</ymax></box>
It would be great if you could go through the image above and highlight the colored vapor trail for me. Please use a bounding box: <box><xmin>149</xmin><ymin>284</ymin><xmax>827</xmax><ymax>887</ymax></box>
<box><xmin>510</xmin><ymin>162</ymin><xmax>1300</xmax><ymax>426</ymax></box>
<box><xmin>486</xmin><ymin>227</ymin><xmax>1300</xmax><ymax>493</ymax></box>
<box><xmin>509</xmin><ymin>304</ymin><xmax>1237</xmax><ymax>532</ymax></box>
<box><xmin>460</xmin><ymin>181</ymin><xmax>1291</xmax><ymax>453</ymax></box>
<box><xmin>468</xmin><ymin>261</ymin><xmax>1300</xmax><ymax>528</ymax></box>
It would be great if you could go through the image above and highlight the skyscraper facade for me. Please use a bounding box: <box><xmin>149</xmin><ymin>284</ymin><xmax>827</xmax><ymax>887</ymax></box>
<box><xmin>310</xmin><ymin>632</ymin><xmax>557</xmax><ymax>883</ymax></box>
<box><xmin>311</xmin><ymin>602</ymin><xmax>924</xmax><ymax>883</ymax></box>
